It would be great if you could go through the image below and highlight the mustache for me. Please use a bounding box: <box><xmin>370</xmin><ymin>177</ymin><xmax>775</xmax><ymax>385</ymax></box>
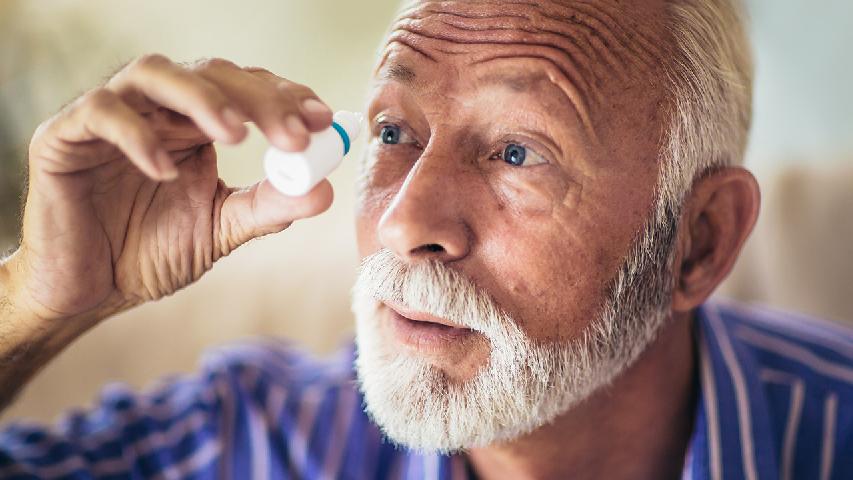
<box><xmin>353</xmin><ymin>249</ymin><xmax>517</xmax><ymax>337</ymax></box>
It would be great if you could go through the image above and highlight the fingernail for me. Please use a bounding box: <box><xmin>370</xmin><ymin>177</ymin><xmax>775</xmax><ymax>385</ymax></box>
<box><xmin>284</xmin><ymin>115</ymin><xmax>309</xmax><ymax>137</ymax></box>
<box><xmin>221</xmin><ymin>107</ymin><xmax>244</xmax><ymax>129</ymax></box>
<box><xmin>301</xmin><ymin>98</ymin><xmax>331</xmax><ymax>116</ymax></box>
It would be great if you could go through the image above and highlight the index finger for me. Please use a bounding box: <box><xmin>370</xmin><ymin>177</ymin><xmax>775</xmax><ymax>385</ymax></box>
<box><xmin>192</xmin><ymin>60</ymin><xmax>331</xmax><ymax>151</ymax></box>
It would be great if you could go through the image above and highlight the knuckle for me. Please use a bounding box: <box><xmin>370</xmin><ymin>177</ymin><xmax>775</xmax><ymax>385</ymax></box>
<box><xmin>268</xmin><ymin>89</ymin><xmax>299</xmax><ymax>113</ymax></box>
<box><xmin>244</xmin><ymin>66</ymin><xmax>274</xmax><ymax>76</ymax></box>
<box><xmin>284</xmin><ymin>83</ymin><xmax>316</xmax><ymax>100</ymax></box>
<box><xmin>133</xmin><ymin>53</ymin><xmax>172</xmax><ymax>70</ymax></box>
<box><xmin>121</xmin><ymin>53</ymin><xmax>172</xmax><ymax>80</ymax></box>
<box><xmin>29</xmin><ymin>117</ymin><xmax>56</xmax><ymax>151</ymax></box>
<box><xmin>192</xmin><ymin>57</ymin><xmax>237</xmax><ymax>74</ymax></box>
<box><xmin>79</xmin><ymin>88</ymin><xmax>118</xmax><ymax>114</ymax></box>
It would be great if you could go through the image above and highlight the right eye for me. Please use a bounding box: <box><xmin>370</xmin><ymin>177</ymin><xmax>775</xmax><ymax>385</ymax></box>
<box><xmin>380</xmin><ymin>124</ymin><xmax>402</xmax><ymax>145</ymax></box>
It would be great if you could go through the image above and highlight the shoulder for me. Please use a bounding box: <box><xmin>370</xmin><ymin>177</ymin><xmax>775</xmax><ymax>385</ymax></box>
<box><xmin>697</xmin><ymin>299</ymin><xmax>853</xmax><ymax>476</ymax></box>
<box><xmin>700</xmin><ymin>299</ymin><xmax>853</xmax><ymax>394</ymax></box>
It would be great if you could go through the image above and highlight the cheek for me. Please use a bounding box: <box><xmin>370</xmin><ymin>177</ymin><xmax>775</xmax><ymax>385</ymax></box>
<box><xmin>358</xmin><ymin>144</ymin><xmax>411</xmax><ymax>199</ymax></box>
<box><xmin>485</xmin><ymin>165</ymin><xmax>581</xmax><ymax>217</ymax></box>
<box><xmin>474</xmin><ymin>177</ymin><xmax>615</xmax><ymax>343</ymax></box>
<box><xmin>481</xmin><ymin>223</ymin><xmax>611</xmax><ymax>343</ymax></box>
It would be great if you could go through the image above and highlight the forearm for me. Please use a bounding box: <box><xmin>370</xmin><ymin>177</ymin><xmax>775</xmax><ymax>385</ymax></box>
<box><xmin>0</xmin><ymin>251</ymin><xmax>99</xmax><ymax>412</ymax></box>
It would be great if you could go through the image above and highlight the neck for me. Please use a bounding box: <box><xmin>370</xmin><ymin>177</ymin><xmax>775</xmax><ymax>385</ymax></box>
<box><xmin>467</xmin><ymin>311</ymin><xmax>698</xmax><ymax>480</ymax></box>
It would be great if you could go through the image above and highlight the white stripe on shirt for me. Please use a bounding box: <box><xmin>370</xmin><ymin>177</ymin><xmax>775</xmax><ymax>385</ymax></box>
<box><xmin>699</xmin><ymin>327</ymin><xmax>723</xmax><ymax>480</ymax></box>
<box><xmin>735</xmin><ymin>326</ymin><xmax>853</xmax><ymax>384</ymax></box>
<box><xmin>151</xmin><ymin>437</ymin><xmax>221</xmax><ymax>480</ymax></box>
<box><xmin>820</xmin><ymin>393</ymin><xmax>838</xmax><ymax>480</ymax></box>
<box><xmin>320</xmin><ymin>385</ymin><xmax>358</xmax><ymax>480</ymax></box>
<box><xmin>758</xmin><ymin>368</ymin><xmax>804</xmax><ymax>480</ymax></box>
<box><xmin>709</xmin><ymin>305</ymin><xmax>759</xmax><ymax>480</ymax></box>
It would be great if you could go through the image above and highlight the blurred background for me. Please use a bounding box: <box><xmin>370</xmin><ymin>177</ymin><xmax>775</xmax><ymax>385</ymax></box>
<box><xmin>0</xmin><ymin>0</ymin><xmax>851</xmax><ymax>423</ymax></box>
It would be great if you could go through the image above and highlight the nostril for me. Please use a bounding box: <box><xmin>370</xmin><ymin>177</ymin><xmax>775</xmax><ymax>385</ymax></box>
<box><xmin>413</xmin><ymin>244</ymin><xmax>445</xmax><ymax>255</ymax></box>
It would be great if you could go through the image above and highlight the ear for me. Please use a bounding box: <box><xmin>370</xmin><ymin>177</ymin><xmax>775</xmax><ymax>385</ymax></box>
<box><xmin>671</xmin><ymin>167</ymin><xmax>761</xmax><ymax>312</ymax></box>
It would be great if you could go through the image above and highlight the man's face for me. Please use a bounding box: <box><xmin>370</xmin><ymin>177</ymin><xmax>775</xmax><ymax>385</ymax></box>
<box><xmin>352</xmin><ymin>0</ymin><xmax>675</xmax><ymax>450</ymax></box>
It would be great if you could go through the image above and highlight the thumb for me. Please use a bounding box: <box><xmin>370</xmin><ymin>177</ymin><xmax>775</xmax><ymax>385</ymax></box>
<box><xmin>217</xmin><ymin>178</ymin><xmax>333</xmax><ymax>256</ymax></box>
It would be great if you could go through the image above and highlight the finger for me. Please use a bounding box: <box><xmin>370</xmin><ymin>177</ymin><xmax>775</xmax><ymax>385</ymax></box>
<box><xmin>217</xmin><ymin>179</ymin><xmax>334</xmax><ymax>254</ymax></box>
<box><xmin>108</xmin><ymin>54</ymin><xmax>247</xmax><ymax>145</ymax></box>
<box><xmin>59</xmin><ymin>89</ymin><xmax>177</xmax><ymax>180</ymax></box>
<box><xmin>247</xmin><ymin>69</ymin><xmax>333</xmax><ymax>132</ymax></box>
<box><xmin>194</xmin><ymin>61</ymin><xmax>318</xmax><ymax>152</ymax></box>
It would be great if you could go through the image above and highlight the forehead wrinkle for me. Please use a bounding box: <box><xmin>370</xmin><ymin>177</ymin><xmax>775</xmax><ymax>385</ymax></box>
<box><xmin>541</xmin><ymin>1</ymin><xmax>668</xmax><ymax>74</ymax></box>
<box><xmin>388</xmin><ymin>13</ymin><xmax>605</xmax><ymax>104</ymax></box>
<box><xmin>422</xmin><ymin>7</ymin><xmax>630</xmax><ymax>84</ymax></box>
<box><xmin>389</xmin><ymin>1</ymin><xmax>669</xmax><ymax>84</ymax></box>
<box><xmin>473</xmin><ymin>53</ymin><xmax>598</xmax><ymax>143</ymax></box>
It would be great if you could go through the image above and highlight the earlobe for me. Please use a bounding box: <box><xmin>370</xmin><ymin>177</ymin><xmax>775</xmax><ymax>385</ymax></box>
<box><xmin>671</xmin><ymin>167</ymin><xmax>760</xmax><ymax>312</ymax></box>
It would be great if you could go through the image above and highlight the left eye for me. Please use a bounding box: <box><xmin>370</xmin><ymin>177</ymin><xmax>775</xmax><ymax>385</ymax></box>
<box><xmin>498</xmin><ymin>143</ymin><xmax>546</xmax><ymax>167</ymax></box>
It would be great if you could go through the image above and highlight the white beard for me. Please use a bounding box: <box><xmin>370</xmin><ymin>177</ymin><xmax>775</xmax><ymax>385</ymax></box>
<box><xmin>351</xmin><ymin>208</ymin><xmax>678</xmax><ymax>453</ymax></box>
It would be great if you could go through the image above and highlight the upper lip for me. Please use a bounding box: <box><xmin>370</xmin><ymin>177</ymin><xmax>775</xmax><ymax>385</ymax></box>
<box><xmin>383</xmin><ymin>300</ymin><xmax>469</xmax><ymax>329</ymax></box>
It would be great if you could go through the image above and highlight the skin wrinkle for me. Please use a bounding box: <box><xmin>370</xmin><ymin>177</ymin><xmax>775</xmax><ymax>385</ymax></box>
<box><xmin>383</xmin><ymin>39</ymin><xmax>598</xmax><ymax>132</ymax></box>
<box><xmin>424</xmin><ymin>7</ymin><xmax>532</xmax><ymax>22</ymax></box>
<box><xmin>471</xmin><ymin>53</ymin><xmax>598</xmax><ymax>142</ymax></box>
<box><xmin>571</xmin><ymin>0</ymin><xmax>667</xmax><ymax>68</ymax></box>
<box><xmin>429</xmin><ymin>17</ymin><xmax>601</xmax><ymax>100</ymax></box>
<box><xmin>385</xmin><ymin>31</ymin><xmax>439</xmax><ymax>63</ymax></box>
<box><xmin>389</xmin><ymin>19</ymin><xmax>601</xmax><ymax>96</ymax></box>
<box><xmin>384</xmin><ymin>40</ymin><xmax>599</xmax><ymax>141</ymax></box>
<box><xmin>401</xmin><ymin>1</ymin><xmax>665</xmax><ymax>80</ymax></box>
<box><xmin>538</xmin><ymin>11</ymin><xmax>631</xmax><ymax>82</ymax></box>
<box><xmin>539</xmin><ymin>3</ymin><xmax>664</xmax><ymax>76</ymax></box>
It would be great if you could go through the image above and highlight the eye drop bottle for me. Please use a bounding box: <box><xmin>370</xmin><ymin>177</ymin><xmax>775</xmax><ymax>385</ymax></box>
<box><xmin>263</xmin><ymin>110</ymin><xmax>364</xmax><ymax>196</ymax></box>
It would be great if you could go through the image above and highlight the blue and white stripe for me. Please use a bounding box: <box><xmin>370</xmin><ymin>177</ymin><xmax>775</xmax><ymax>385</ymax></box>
<box><xmin>1</xmin><ymin>301</ymin><xmax>850</xmax><ymax>479</ymax></box>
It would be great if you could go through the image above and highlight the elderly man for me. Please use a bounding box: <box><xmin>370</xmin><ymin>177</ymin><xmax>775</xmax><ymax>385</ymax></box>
<box><xmin>0</xmin><ymin>0</ymin><xmax>851</xmax><ymax>478</ymax></box>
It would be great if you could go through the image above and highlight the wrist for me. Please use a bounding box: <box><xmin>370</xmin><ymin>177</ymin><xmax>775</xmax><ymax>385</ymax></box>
<box><xmin>1</xmin><ymin>248</ymin><xmax>49</xmax><ymax>331</ymax></box>
<box><xmin>0</xmin><ymin>248</ymin><xmax>95</xmax><ymax>330</ymax></box>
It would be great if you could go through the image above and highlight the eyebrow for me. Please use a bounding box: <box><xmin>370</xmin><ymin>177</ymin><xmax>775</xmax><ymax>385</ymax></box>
<box><xmin>382</xmin><ymin>64</ymin><xmax>417</xmax><ymax>84</ymax></box>
<box><xmin>478</xmin><ymin>71</ymin><xmax>541</xmax><ymax>92</ymax></box>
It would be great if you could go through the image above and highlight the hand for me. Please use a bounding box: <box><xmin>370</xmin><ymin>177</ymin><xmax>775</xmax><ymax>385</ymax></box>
<box><xmin>13</xmin><ymin>54</ymin><xmax>335</xmax><ymax>322</ymax></box>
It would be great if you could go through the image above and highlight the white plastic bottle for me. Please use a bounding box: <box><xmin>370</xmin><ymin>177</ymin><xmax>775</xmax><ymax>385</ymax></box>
<box><xmin>263</xmin><ymin>111</ymin><xmax>364</xmax><ymax>196</ymax></box>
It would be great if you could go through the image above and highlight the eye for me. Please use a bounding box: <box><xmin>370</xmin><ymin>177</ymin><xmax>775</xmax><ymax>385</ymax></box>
<box><xmin>496</xmin><ymin>143</ymin><xmax>548</xmax><ymax>167</ymax></box>
<box><xmin>375</xmin><ymin>122</ymin><xmax>418</xmax><ymax>148</ymax></box>
<box><xmin>380</xmin><ymin>125</ymin><xmax>402</xmax><ymax>145</ymax></box>
<box><xmin>503</xmin><ymin>144</ymin><xmax>526</xmax><ymax>166</ymax></box>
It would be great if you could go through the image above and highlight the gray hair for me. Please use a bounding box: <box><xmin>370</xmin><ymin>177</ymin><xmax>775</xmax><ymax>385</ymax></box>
<box><xmin>656</xmin><ymin>0</ymin><xmax>754</xmax><ymax>226</ymax></box>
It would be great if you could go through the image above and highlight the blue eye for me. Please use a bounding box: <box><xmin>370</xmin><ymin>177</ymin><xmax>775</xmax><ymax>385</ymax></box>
<box><xmin>502</xmin><ymin>143</ymin><xmax>527</xmax><ymax>166</ymax></box>
<box><xmin>380</xmin><ymin>125</ymin><xmax>401</xmax><ymax>145</ymax></box>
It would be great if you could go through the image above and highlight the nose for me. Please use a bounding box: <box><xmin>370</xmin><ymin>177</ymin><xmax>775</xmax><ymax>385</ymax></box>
<box><xmin>378</xmin><ymin>158</ymin><xmax>471</xmax><ymax>263</ymax></box>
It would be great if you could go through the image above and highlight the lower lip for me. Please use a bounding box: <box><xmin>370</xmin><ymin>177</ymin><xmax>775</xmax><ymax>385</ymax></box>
<box><xmin>387</xmin><ymin>307</ymin><xmax>475</xmax><ymax>351</ymax></box>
